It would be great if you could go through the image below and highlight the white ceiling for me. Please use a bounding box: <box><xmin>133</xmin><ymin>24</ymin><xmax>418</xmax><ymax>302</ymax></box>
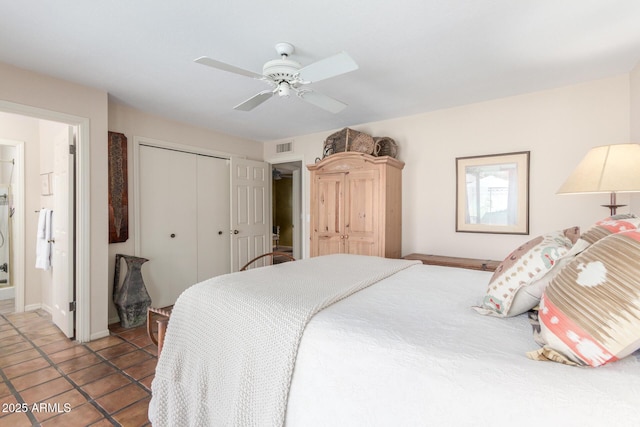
<box><xmin>2</xmin><ymin>1</ymin><xmax>640</xmax><ymax>142</ymax></box>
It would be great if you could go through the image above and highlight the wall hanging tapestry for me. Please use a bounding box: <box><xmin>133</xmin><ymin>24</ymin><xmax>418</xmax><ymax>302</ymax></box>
<box><xmin>108</xmin><ymin>131</ymin><xmax>129</xmax><ymax>243</ymax></box>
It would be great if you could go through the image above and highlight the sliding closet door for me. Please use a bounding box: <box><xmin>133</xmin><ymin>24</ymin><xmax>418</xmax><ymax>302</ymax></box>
<box><xmin>139</xmin><ymin>145</ymin><xmax>231</xmax><ymax>308</ymax></box>
<box><xmin>196</xmin><ymin>155</ymin><xmax>230</xmax><ymax>282</ymax></box>
<box><xmin>139</xmin><ymin>146</ymin><xmax>198</xmax><ymax>308</ymax></box>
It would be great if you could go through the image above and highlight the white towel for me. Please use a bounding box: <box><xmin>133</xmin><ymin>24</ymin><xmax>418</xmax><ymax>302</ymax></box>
<box><xmin>35</xmin><ymin>209</ymin><xmax>53</xmax><ymax>270</ymax></box>
<box><xmin>44</xmin><ymin>209</ymin><xmax>53</xmax><ymax>241</ymax></box>
<box><xmin>36</xmin><ymin>208</ymin><xmax>47</xmax><ymax>239</ymax></box>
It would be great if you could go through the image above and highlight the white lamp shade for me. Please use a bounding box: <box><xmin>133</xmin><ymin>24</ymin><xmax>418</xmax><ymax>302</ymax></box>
<box><xmin>557</xmin><ymin>143</ymin><xmax>640</xmax><ymax>194</ymax></box>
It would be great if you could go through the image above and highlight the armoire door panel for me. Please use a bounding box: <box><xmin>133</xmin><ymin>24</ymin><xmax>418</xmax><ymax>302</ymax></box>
<box><xmin>317</xmin><ymin>236</ymin><xmax>343</xmax><ymax>256</ymax></box>
<box><xmin>345</xmin><ymin>238</ymin><xmax>376</xmax><ymax>256</ymax></box>
<box><xmin>345</xmin><ymin>169</ymin><xmax>379</xmax><ymax>236</ymax></box>
<box><xmin>314</xmin><ymin>174</ymin><xmax>344</xmax><ymax>235</ymax></box>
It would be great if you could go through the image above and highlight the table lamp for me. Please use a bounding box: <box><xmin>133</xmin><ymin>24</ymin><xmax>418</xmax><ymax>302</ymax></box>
<box><xmin>557</xmin><ymin>143</ymin><xmax>640</xmax><ymax>215</ymax></box>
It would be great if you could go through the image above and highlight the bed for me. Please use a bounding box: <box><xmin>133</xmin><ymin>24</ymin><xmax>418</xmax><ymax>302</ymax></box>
<box><xmin>149</xmin><ymin>253</ymin><xmax>640</xmax><ymax>427</ymax></box>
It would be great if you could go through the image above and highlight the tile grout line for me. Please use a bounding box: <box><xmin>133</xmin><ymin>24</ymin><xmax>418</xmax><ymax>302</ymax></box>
<box><xmin>90</xmin><ymin>334</ymin><xmax>156</xmax><ymax>416</ymax></box>
<box><xmin>0</xmin><ymin>348</ymin><xmax>40</xmax><ymax>425</ymax></box>
<box><xmin>2</xmin><ymin>311</ymin><xmax>158</xmax><ymax>426</ymax></box>
<box><xmin>0</xmin><ymin>312</ymin><xmax>118</xmax><ymax>425</ymax></box>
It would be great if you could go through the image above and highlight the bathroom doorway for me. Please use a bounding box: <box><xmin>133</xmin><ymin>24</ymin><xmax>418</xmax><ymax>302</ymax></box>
<box><xmin>0</xmin><ymin>139</ymin><xmax>22</xmax><ymax>316</ymax></box>
<box><xmin>0</xmin><ymin>101</ymin><xmax>90</xmax><ymax>342</ymax></box>
<box><xmin>0</xmin><ymin>148</ymin><xmax>16</xmax><ymax>296</ymax></box>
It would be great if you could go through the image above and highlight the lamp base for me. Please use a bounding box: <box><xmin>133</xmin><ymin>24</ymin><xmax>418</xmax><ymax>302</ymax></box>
<box><xmin>601</xmin><ymin>204</ymin><xmax>626</xmax><ymax>216</ymax></box>
<box><xmin>602</xmin><ymin>192</ymin><xmax>626</xmax><ymax>216</ymax></box>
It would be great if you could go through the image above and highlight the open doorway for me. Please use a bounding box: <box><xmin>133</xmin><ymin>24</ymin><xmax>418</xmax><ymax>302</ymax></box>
<box><xmin>0</xmin><ymin>141</ymin><xmax>19</xmax><ymax>315</ymax></box>
<box><xmin>0</xmin><ymin>115</ymin><xmax>76</xmax><ymax>337</ymax></box>
<box><xmin>0</xmin><ymin>101</ymin><xmax>91</xmax><ymax>342</ymax></box>
<box><xmin>272</xmin><ymin>161</ymin><xmax>302</xmax><ymax>260</ymax></box>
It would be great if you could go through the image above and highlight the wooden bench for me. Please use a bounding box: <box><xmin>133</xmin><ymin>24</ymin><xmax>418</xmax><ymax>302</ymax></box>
<box><xmin>146</xmin><ymin>306</ymin><xmax>173</xmax><ymax>355</ymax></box>
<box><xmin>403</xmin><ymin>253</ymin><xmax>500</xmax><ymax>272</ymax></box>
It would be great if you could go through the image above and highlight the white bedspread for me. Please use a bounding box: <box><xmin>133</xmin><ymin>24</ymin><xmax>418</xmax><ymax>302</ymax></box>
<box><xmin>149</xmin><ymin>254</ymin><xmax>419</xmax><ymax>427</ymax></box>
<box><xmin>285</xmin><ymin>264</ymin><xmax>640</xmax><ymax>426</ymax></box>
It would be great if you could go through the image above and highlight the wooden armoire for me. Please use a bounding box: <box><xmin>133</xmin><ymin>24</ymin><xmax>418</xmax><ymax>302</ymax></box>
<box><xmin>308</xmin><ymin>152</ymin><xmax>404</xmax><ymax>258</ymax></box>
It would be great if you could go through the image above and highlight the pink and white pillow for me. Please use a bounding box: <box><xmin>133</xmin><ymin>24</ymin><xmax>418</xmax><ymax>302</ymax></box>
<box><xmin>570</xmin><ymin>213</ymin><xmax>640</xmax><ymax>254</ymax></box>
<box><xmin>474</xmin><ymin>227</ymin><xmax>579</xmax><ymax>317</ymax></box>
<box><xmin>529</xmin><ymin>229</ymin><xmax>640</xmax><ymax>367</ymax></box>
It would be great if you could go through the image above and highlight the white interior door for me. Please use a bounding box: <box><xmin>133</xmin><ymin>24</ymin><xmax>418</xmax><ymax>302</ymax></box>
<box><xmin>230</xmin><ymin>157</ymin><xmax>270</xmax><ymax>272</ymax></box>
<box><xmin>196</xmin><ymin>156</ymin><xmax>230</xmax><ymax>281</ymax></box>
<box><xmin>51</xmin><ymin>126</ymin><xmax>74</xmax><ymax>338</ymax></box>
<box><xmin>292</xmin><ymin>168</ymin><xmax>302</xmax><ymax>260</ymax></box>
<box><xmin>139</xmin><ymin>145</ymin><xmax>198</xmax><ymax>308</ymax></box>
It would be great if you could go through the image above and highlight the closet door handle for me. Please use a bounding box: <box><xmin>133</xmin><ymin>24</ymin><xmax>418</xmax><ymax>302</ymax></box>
<box><xmin>47</xmin><ymin>239</ymin><xmax>55</xmax><ymax>244</ymax></box>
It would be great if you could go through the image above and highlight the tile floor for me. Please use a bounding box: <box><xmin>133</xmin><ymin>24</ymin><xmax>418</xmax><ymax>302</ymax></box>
<box><xmin>0</xmin><ymin>309</ymin><xmax>160</xmax><ymax>426</ymax></box>
<box><xmin>0</xmin><ymin>298</ymin><xmax>13</xmax><ymax>315</ymax></box>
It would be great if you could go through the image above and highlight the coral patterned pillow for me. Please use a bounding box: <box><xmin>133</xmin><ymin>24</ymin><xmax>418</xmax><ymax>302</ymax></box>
<box><xmin>529</xmin><ymin>230</ymin><xmax>640</xmax><ymax>367</ymax></box>
<box><xmin>570</xmin><ymin>214</ymin><xmax>640</xmax><ymax>254</ymax></box>
<box><xmin>474</xmin><ymin>227</ymin><xmax>579</xmax><ymax>317</ymax></box>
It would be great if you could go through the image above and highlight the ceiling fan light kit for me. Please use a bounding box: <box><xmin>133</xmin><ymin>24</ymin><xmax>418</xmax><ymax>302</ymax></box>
<box><xmin>195</xmin><ymin>42</ymin><xmax>358</xmax><ymax>113</ymax></box>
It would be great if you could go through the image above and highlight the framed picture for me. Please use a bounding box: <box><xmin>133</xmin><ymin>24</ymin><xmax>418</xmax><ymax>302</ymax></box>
<box><xmin>456</xmin><ymin>151</ymin><xmax>530</xmax><ymax>234</ymax></box>
<box><xmin>40</xmin><ymin>172</ymin><xmax>53</xmax><ymax>196</ymax></box>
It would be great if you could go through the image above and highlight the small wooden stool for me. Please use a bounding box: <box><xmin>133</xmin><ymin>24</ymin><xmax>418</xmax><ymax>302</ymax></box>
<box><xmin>147</xmin><ymin>306</ymin><xmax>173</xmax><ymax>355</ymax></box>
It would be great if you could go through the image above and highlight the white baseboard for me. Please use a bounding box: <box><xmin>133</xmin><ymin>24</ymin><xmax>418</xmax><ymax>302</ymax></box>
<box><xmin>90</xmin><ymin>329</ymin><xmax>111</xmax><ymax>341</ymax></box>
<box><xmin>24</xmin><ymin>303</ymin><xmax>42</xmax><ymax>312</ymax></box>
<box><xmin>41</xmin><ymin>303</ymin><xmax>52</xmax><ymax>314</ymax></box>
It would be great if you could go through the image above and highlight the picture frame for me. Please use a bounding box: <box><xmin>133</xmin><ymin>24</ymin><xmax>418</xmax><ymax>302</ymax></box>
<box><xmin>40</xmin><ymin>172</ymin><xmax>53</xmax><ymax>196</ymax></box>
<box><xmin>456</xmin><ymin>151</ymin><xmax>530</xmax><ymax>234</ymax></box>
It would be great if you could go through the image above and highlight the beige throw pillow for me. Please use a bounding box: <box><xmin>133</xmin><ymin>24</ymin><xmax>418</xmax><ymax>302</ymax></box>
<box><xmin>474</xmin><ymin>227</ymin><xmax>579</xmax><ymax>317</ymax></box>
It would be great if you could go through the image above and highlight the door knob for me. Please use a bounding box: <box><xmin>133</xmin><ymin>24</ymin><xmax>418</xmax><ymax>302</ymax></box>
<box><xmin>170</xmin><ymin>233</ymin><xmax>176</xmax><ymax>238</ymax></box>
<box><xmin>232</xmin><ymin>230</ymin><xmax>239</xmax><ymax>235</ymax></box>
<box><xmin>218</xmin><ymin>231</ymin><xmax>223</xmax><ymax>235</ymax></box>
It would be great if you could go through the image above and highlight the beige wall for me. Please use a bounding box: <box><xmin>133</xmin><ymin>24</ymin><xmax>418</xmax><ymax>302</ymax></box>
<box><xmin>265</xmin><ymin>75</ymin><xmax>631</xmax><ymax>261</ymax></box>
<box><xmin>631</xmin><ymin>61</ymin><xmax>640</xmax><ymax>141</ymax></box>
<box><xmin>630</xmin><ymin>61</ymin><xmax>640</xmax><ymax>213</ymax></box>
<box><xmin>0</xmin><ymin>61</ymin><xmax>109</xmax><ymax>339</ymax></box>
<box><xmin>107</xmin><ymin>103</ymin><xmax>262</xmax><ymax>322</ymax></box>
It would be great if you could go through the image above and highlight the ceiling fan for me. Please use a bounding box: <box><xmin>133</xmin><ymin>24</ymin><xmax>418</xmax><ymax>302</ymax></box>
<box><xmin>194</xmin><ymin>42</ymin><xmax>358</xmax><ymax>113</ymax></box>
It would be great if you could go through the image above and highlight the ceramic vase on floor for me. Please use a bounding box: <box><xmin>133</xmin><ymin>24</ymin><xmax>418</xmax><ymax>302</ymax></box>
<box><xmin>113</xmin><ymin>254</ymin><xmax>151</xmax><ymax>328</ymax></box>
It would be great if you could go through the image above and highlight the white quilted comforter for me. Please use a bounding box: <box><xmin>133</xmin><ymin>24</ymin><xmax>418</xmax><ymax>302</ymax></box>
<box><xmin>148</xmin><ymin>254</ymin><xmax>419</xmax><ymax>427</ymax></box>
<box><xmin>286</xmin><ymin>264</ymin><xmax>640</xmax><ymax>426</ymax></box>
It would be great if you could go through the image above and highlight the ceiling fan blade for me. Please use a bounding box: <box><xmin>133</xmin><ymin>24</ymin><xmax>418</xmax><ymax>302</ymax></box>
<box><xmin>194</xmin><ymin>56</ymin><xmax>264</xmax><ymax>80</ymax></box>
<box><xmin>297</xmin><ymin>51</ymin><xmax>358</xmax><ymax>83</ymax></box>
<box><xmin>298</xmin><ymin>90</ymin><xmax>347</xmax><ymax>114</ymax></box>
<box><xmin>234</xmin><ymin>90</ymin><xmax>275</xmax><ymax>111</ymax></box>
